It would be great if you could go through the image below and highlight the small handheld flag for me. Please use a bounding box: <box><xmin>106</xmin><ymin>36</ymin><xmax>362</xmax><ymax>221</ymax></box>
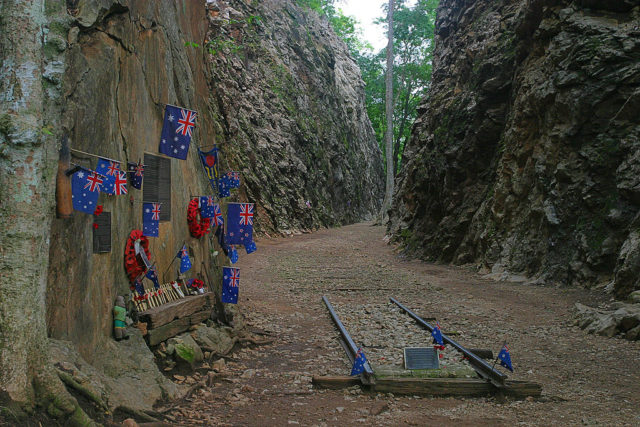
<box><xmin>160</xmin><ymin>105</ymin><xmax>197</xmax><ymax>160</ymax></box>
<box><xmin>177</xmin><ymin>245</ymin><xmax>192</xmax><ymax>274</ymax></box>
<box><xmin>497</xmin><ymin>344</ymin><xmax>513</xmax><ymax>372</ymax></box>
<box><xmin>350</xmin><ymin>348</ymin><xmax>368</xmax><ymax>376</ymax></box>
<box><xmin>145</xmin><ymin>267</ymin><xmax>160</xmax><ymax>290</ymax></box>
<box><xmin>222</xmin><ymin>266</ymin><xmax>239</xmax><ymax>304</ymax></box>
<box><xmin>226</xmin><ymin>202</ymin><xmax>254</xmax><ymax>245</ymax></box>
<box><xmin>432</xmin><ymin>322</ymin><xmax>444</xmax><ymax>348</ymax></box>
<box><xmin>142</xmin><ymin>202</ymin><xmax>161</xmax><ymax>237</ymax></box>
<box><xmin>127</xmin><ymin>161</ymin><xmax>144</xmax><ymax>190</ymax></box>
<box><xmin>133</xmin><ymin>279</ymin><xmax>145</xmax><ymax>297</ymax></box>
<box><xmin>71</xmin><ymin>168</ymin><xmax>101</xmax><ymax>214</ymax></box>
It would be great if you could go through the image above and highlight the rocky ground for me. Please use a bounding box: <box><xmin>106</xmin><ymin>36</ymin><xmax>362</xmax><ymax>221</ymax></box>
<box><xmin>171</xmin><ymin>222</ymin><xmax>640</xmax><ymax>426</ymax></box>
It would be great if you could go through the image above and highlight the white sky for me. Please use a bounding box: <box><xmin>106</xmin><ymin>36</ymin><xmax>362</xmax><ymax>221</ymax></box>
<box><xmin>336</xmin><ymin>0</ymin><xmax>416</xmax><ymax>52</ymax></box>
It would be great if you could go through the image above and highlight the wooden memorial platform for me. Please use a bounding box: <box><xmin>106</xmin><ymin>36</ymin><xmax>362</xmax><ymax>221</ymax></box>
<box><xmin>138</xmin><ymin>292</ymin><xmax>215</xmax><ymax>346</ymax></box>
<box><xmin>312</xmin><ymin>375</ymin><xmax>542</xmax><ymax>399</ymax></box>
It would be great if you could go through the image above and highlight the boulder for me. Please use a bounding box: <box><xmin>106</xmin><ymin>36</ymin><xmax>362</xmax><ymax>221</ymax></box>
<box><xmin>168</xmin><ymin>333</ymin><xmax>204</xmax><ymax>368</ymax></box>
<box><xmin>50</xmin><ymin>330</ymin><xmax>184</xmax><ymax>412</ymax></box>
<box><xmin>191</xmin><ymin>325</ymin><xmax>235</xmax><ymax>355</ymax></box>
<box><xmin>573</xmin><ymin>303</ymin><xmax>640</xmax><ymax>341</ymax></box>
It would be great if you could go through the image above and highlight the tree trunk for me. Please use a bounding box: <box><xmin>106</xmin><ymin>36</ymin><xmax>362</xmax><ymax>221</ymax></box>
<box><xmin>0</xmin><ymin>1</ymin><xmax>92</xmax><ymax>423</ymax></box>
<box><xmin>379</xmin><ymin>0</ymin><xmax>395</xmax><ymax>221</ymax></box>
<box><xmin>393</xmin><ymin>80</ymin><xmax>413</xmax><ymax>176</ymax></box>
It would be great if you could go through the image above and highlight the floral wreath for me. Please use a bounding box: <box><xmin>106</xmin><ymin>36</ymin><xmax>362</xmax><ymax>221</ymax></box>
<box><xmin>124</xmin><ymin>229</ymin><xmax>151</xmax><ymax>284</ymax></box>
<box><xmin>187</xmin><ymin>198</ymin><xmax>211</xmax><ymax>238</ymax></box>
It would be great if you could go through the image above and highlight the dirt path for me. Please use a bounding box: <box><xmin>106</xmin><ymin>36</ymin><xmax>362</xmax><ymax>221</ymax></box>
<box><xmin>174</xmin><ymin>223</ymin><xmax>640</xmax><ymax>426</ymax></box>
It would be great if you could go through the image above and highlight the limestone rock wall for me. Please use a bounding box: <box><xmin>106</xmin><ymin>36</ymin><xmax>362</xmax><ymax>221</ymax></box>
<box><xmin>44</xmin><ymin>0</ymin><xmax>381</xmax><ymax>364</ymax></box>
<box><xmin>204</xmin><ymin>0</ymin><xmax>384</xmax><ymax>232</ymax></box>
<box><xmin>46</xmin><ymin>0</ymin><xmax>219</xmax><ymax>361</ymax></box>
<box><xmin>390</xmin><ymin>0</ymin><xmax>640</xmax><ymax>297</ymax></box>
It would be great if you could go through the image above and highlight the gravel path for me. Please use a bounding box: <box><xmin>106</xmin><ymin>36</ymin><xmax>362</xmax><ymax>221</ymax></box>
<box><xmin>173</xmin><ymin>222</ymin><xmax>640</xmax><ymax>426</ymax></box>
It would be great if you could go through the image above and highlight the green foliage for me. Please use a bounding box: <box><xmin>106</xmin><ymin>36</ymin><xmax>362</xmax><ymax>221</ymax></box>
<box><xmin>296</xmin><ymin>0</ymin><xmax>370</xmax><ymax>57</ymax></box>
<box><xmin>185</xmin><ymin>15</ymin><xmax>263</xmax><ymax>56</ymax></box>
<box><xmin>0</xmin><ymin>114</ymin><xmax>13</xmax><ymax>136</ymax></box>
<box><xmin>361</xmin><ymin>0</ymin><xmax>439</xmax><ymax>175</ymax></box>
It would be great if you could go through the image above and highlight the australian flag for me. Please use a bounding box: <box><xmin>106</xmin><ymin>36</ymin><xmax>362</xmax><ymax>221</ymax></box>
<box><xmin>71</xmin><ymin>168</ymin><xmax>101</xmax><ymax>214</ymax></box>
<box><xmin>245</xmin><ymin>241</ymin><xmax>257</xmax><ymax>254</ymax></box>
<box><xmin>159</xmin><ymin>105</ymin><xmax>197</xmax><ymax>160</ymax></box>
<box><xmin>177</xmin><ymin>245</ymin><xmax>192</xmax><ymax>274</ymax></box>
<box><xmin>212</xmin><ymin>203</ymin><xmax>224</xmax><ymax>226</ymax></box>
<box><xmin>432</xmin><ymin>322</ymin><xmax>445</xmax><ymax>348</ymax></box>
<box><xmin>133</xmin><ymin>279</ymin><xmax>145</xmax><ymax>297</ymax></box>
<box><xmin>222</xmin><ymin>266</ymin><xmax>239</xmax><ymax>304</ymax></box>
<box><xmin>226</xmin><ymin>171</ymin><xmax>241</xmax><ymax>189</ymax></box>
<box><xmin>198</xmin><ymin>147</ymin><xmax>219</xmax><ymax>191</ymax></box>
<box><xmin>498</xmin><ymin>344</ymin><xmax>513</xmax><ymax>372</ymax></box>
<box><xmin>127</xmin><ymin>161</ymin><xmax>144</xmax><ymax>190</ymax></box>
<box><xmin>350</xmin><ymin>348</ymin><xmax>368</xmax><ymax>376</ymax></box>
<box><xmin>226</xmin><ymin>203</ymin><xmax>254</xmax><ymax>245</ymax></box>
<box><xmin>145</xmin><ymin>267</ymin><xmax>160</xmax><ymax>290</ymax></box>
<box><xmin>229</xmin><ymin>245</ymin><xmax>238</xmax><ymax>264</ymax></box>
<box><xmin>199</xmin><ymin>196</ymin><xmax>216</xmax><ymax>218</ymax></box>
<box><xmin>218</xmin><ymin>175</ymin><xmax>231</xmax><ymax>198</ymax></box>
<box><xmin>142</xmin><ymin>202</ymin><xmax>161</xmax><ymax>237</ymax></box>
<box><xmin>96</xmin><ymin>158</ymin><xmax>120</xmax><ymax>194</ymax></box>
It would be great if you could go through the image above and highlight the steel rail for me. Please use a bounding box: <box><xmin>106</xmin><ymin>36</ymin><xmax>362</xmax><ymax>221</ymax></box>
<box><xmin>322</xmin><ymin>296</ymin><xmax>374</xmax><ymax>376</ymax></box>
<box><xmin>390</xmin><ymin>297</ymin><xmax>507</xmax><ymax>387</ymax></box>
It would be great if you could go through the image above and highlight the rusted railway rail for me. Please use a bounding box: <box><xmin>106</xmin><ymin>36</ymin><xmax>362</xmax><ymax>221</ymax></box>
<box><xmin>321</xmin><ymin>296</ymin><xmax>374</xmax><ymax>381</ymax></box>
<box><xmin>390</xmin><ymin>297</ymin><xmax>508</xmax><ymax>388</ymax></box>
<box><xmin>316</xmin><ymin>295</ymin><xmax>542</xmax><ymax>398</ymax></box>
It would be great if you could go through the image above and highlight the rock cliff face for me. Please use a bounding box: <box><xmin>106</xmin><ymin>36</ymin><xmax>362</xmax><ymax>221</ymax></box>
<box><xmin>390</xmin><ymin>0</ymin><xmax>640</xmax><ymax>297</ymax></box>
<box><xmin>32</xmin><ymin>0</ymin><xmax>380</xmax><ymax>412</ymax></box>
<box><xmin>204</xmin><ymin>0</ymin><xmax>383</xmax><ymax>231</ymax></box>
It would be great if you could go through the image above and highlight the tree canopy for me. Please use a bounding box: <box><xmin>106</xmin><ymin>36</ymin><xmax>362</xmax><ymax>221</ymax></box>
<box><xmin>298</xmin><ymin>0</ymin><xmax>439</xmax><ymax>176</ymax></box>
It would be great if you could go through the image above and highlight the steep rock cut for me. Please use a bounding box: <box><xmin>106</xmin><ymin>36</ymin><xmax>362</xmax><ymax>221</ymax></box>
<box><xmin>37</xmin><ymin>0</ymin><xmax>380</xmax><ymax>413</ymax></box>
<box><xmin>390</xmin><ymin>0</ymin><xmax>640</xmax><ymax>297</ymax></box>
<box><xmin>204</xmin><ymin>0</ymin><xmax>383</xmax><ymax>232</ymax></box>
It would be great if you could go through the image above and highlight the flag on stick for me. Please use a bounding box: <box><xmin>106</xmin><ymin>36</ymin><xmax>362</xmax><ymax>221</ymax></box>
<box><xmin>432</xmin><ymin>322</ymin><xmax>445</xmax><ymax>350</ymax></box>
<box><xmin>146</xmin><ymin>267</ymin><xmax>160</xmax><ymax>290</ymax></box>
<box><xmin>350</xmin><ymin>348</ymin><xmax>368</xmax><ymax>376</ymax></box>
<box><xmin>177</xmin><ymin>245</ymin><xmax>192</xmax><ymax>274</ymax></box>
<box><xmin>497</xmin><ymin>344</ymin><xmax>513</xmax><ymax>372</ymax></box>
